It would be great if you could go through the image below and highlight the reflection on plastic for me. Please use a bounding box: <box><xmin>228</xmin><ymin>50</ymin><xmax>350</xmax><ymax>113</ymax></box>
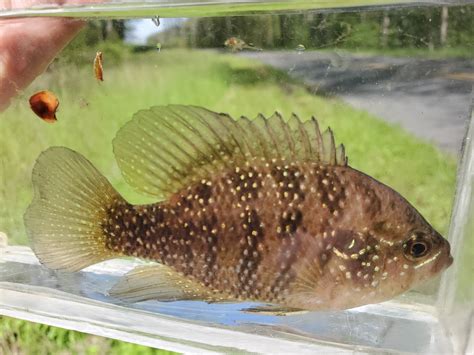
<box><xmin>0</xmin><ymin>247</ymin><xmax>454</xmax><ymax>353</ymax></box>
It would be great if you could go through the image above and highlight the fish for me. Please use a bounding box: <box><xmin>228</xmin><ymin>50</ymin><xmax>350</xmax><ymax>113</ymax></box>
<box><xmin>94</xmin><ymin>51</ymin><xmax>104</xmax><ymax>82</ymax></box>
<box><xmin>24</xmin><ymin>105</ymin><xmax>453</xmax><ymax>312</ymax></box>
<box><xmin>29</xmin><ymin>90</ymin><xmax>59</xmax><ymax>123</ymax></box>
<box><xmin>224</xmin><ymin>37</ymin><xmax>261</xmax><ymax>52</ymax></box>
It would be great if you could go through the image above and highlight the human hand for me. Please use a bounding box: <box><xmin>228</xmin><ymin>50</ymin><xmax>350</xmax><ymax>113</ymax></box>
<box><xmin>0</xmin><ymin>1</ymin><xmax>100</xmax><ymax>112</ymax></box>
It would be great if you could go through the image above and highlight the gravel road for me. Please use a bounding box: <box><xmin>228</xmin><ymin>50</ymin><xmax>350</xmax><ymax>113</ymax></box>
<box><xmin>242</xmin><ymin>51</ymin><xmax>473</xmax><ymax>155</ymax></box>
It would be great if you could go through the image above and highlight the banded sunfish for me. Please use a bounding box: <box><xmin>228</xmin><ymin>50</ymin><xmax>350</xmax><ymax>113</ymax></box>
<box><xmin>24</xmin><ymin>105</ymin><xmax>453</xmax><ymax>312</ymax></box>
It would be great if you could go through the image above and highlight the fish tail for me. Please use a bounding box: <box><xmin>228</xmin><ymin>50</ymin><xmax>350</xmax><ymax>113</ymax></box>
<box><xmin>24</xmin><ymin>147</ymin><xmax>124</xmax><ymax>272</ymax></box>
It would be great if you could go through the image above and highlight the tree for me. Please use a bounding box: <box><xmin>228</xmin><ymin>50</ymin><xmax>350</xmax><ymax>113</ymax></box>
<box><xmin>440</xmin><ymin>6</ymin><xmax>449</xmax><ymax>46</ymax></box>
<box><xmin>100</xmin><ymin>20</ymin><xmax>129</xmax><ymax>41</ymax></box>
<box><xmin>381</xmin><ymin>12</ymin><xmax>390</xmax><ymax>48</ymax></box>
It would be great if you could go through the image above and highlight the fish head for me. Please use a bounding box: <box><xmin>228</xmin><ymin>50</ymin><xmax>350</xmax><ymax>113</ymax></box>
<box><xmin>378</xmin><ymin>221</ymin><xmax>453</xmax><ymax>296</ymax></box>
<box><xmin>306</xmin><ymin>170</ymin><xmax>454</xmax><ymax>310</ymax></box>
<box><xmin>350</xmin><ymin>183</ymin><xmax>454</xmax><ymax>305</ymax></box>
<box><xmin>290</xmin><ymin>223</ymin><xmax>452</xmax><ymax>310</ymax></box>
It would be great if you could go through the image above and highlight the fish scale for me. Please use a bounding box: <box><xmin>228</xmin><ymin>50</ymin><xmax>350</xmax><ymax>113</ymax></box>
<box><xmin>100</xmin><ymin>159</ymin><xmax>434</xmax><ymax>306</ymax></box>
<box><xmin>24</xmin><ymin>105</ymin><xmax>452</xmax><ymax>312</ymax></box>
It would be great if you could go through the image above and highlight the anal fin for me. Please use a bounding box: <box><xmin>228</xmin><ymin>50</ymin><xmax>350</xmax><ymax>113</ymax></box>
<box><xmin>109</xmin><ymin>264</ymin><xmax>222</xmax><ymax>303</ymax></box>
<box><xmin>242</xmin><ymin>305</ymin><xmax>308</xmax><ymax>316</ymax></box>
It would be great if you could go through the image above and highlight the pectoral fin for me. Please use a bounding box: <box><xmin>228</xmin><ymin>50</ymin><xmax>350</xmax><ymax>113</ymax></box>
<box><xmin>109</xmin><ymin>264</ymin><xmax>221</xmax><ymax>303</ymax></box>
<box><xmin>242</xmin><ymin>305</ymin><xmax>308</xmax><ymax>316</ymax></box>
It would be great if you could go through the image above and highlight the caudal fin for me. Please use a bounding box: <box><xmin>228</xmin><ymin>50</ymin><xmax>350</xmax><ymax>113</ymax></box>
<box><xmin>24</xmin><ymin>147</ymin><xmax>124</xmax><ymax>271</ymax></box>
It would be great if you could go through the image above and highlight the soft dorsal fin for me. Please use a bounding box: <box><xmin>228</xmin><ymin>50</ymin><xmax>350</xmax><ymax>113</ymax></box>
<box><xmin>113</xmin><ymin>105</ymin><xmax>347</xmax><ymax>199</ymax></box>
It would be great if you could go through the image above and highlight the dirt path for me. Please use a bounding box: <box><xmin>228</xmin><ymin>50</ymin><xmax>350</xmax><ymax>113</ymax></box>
<box><xmin>241</xmin><ymin>51</ymin><xmax>473</xmax><ymax>155</ymax></box>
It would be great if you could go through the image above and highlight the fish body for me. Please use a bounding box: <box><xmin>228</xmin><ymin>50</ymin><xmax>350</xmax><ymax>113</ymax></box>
<box><xmin>24</xmin><ymin>105</ymin><xmax>452</xmax><ymax>311</ymax></box>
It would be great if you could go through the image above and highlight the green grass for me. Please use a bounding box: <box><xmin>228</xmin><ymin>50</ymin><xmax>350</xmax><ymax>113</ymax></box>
<box><xmin>0</xmin><ymin>48</ymin><xmax>457</xmax><ymax>352</ymax></box>
<box><xmin>343</xmin><ymin>46</ymin><xmax>474</xmax><ymax>59</ymax></box>
<box><xmin>0</xmin><ymin>316</ymin><xmax>176</xmax><ymax>355</ymax></box>
<box><xmin>0</xmin><ymin>49</ymin><xmax>456</xmax><ymax>245</ymax></box>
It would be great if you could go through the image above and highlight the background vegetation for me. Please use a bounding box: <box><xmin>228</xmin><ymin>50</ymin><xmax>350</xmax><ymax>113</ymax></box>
<box><xmin>151</xmin><ymin>5</ymin><xmax>473</xmax><ymax>58</ymax></box>
<box><xmin>0</xmin><ymin>316</ymin><xmax>175</xmax><ymax>355</ymax></box>
<box><xmin>1</xmin><ymin>3</ymin><xmax>469</xmax><ymax>353</ymax></box>
<box><xmin>0</xmin><ymin>47</ymin><xmax>458</xmax><ymax>354</ymax></box>
<box><xmin>1</xmin><ymin>50</ymin><xmax>456</xmax><ymax>245</ymax></box>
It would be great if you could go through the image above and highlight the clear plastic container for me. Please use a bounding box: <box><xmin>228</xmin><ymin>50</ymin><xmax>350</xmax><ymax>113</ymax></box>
<box><xmin>1</xmin><ymin>1</ymin><xmax>473</xmax><ymax>353</ymax></box>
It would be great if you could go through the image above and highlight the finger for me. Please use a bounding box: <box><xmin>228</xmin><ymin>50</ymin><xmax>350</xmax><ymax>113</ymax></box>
<box><xmin>0</xmin><ymin>0</ymin><xmax>102</xmax><ymax>112</ymax></box>
<box><xmin>0</xmin><ymin>17</ymin><xmax>85</xmax><ymax>111</ymax></box>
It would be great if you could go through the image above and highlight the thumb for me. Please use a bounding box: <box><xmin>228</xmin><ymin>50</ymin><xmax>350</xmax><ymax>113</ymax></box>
<box><xmin>0</xmin><ymin>14</ymin><xmax>86</xmax><ymax>111</ymax></box>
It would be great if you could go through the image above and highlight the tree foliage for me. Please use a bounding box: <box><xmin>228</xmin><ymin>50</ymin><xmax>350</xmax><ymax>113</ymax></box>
<box><xmin>149</xmin><ymin>5</ymin><xmax>473</xmax><ymax>54</ymax></box>
<box><xmin>57</xmin><ymin>20</ymin><xmax>130</xmax><ymax>66</ymax></box>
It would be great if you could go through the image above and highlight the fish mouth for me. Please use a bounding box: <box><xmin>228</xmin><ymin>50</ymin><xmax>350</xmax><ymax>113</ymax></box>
<box><xmin>446</xmin><ymin>254</ymin><xmax>454</xmax><ymax>268</ymax></box>
<box><xmin>445</xmin><ymin>239</ymin><xmax>453</xmax><ymax>268</ymax></box>
<box><xmin>432</xmin><ymin>239</ymin><xmax>453</xmax><ymax>273</ymax></box>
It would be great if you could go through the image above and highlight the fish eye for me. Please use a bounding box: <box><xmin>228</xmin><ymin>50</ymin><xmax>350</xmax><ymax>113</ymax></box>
<box><xmin>404</xmin><ymin>233</ymin><xmax>431</xmax><ymax>259</ymax></box>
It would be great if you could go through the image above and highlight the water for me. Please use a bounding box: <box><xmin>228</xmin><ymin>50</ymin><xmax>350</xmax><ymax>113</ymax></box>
<box><xmin>0</xmin><ymin>1</ymin><xmax>473</xmax><ymax>353</ymax></box>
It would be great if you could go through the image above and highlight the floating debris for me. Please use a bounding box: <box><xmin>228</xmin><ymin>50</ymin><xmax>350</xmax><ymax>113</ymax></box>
<box><xmin>79</xmin><ymin>98</ymin><xmax>90</xmax><ymax>109</ymax></box>
<box><xmin>152</xmin><ymin>16</ymin><xmax>160</xmax><ymax>27</ymax></box>
<box><xmin>94</xmin><ymin>51</ymin><xmax>104</xmax><ymax>82</ymax></box>
<box><xmin>295</xmin><ymin>44</ymin><xmax>306</xmax><ymax>53</ymax></box>
<box><xmin>224</xmin><ymin>37</ymin><xmax>261</xmax><ymax>52</ymax></box>
<box><xmin>29</xmin><ymin>91</ymin><xmax>59</xmax><ymax>123</ymax></box>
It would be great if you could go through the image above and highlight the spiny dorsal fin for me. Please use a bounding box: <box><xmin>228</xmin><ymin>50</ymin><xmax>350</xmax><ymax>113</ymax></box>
<box><xmin>113</xmin><ymin>105</ymin><xmax>348</xmax><ymax>199</ymax></box>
